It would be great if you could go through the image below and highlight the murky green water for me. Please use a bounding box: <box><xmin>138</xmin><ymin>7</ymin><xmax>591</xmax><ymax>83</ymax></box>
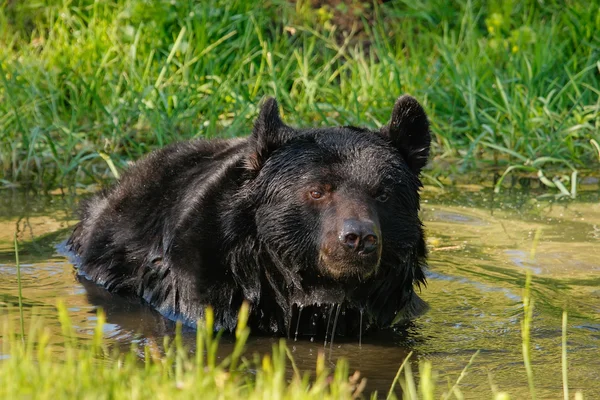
<box><xmin>1</xmin><ymin>186</ymin><xmax>599</xmax><ymax>398</ymax></box>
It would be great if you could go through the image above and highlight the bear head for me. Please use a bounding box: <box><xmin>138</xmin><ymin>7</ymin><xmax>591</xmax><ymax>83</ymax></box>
<box><xmin>227</xmin><ymin>96</ymin><xmax>430</xmax><ymax>331</ymax></box>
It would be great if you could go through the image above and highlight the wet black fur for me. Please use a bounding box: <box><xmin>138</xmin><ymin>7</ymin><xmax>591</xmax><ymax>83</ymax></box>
<box><xmin>67</xmin><ymin>96</ymin><xmax>431</xmax><ymax>336</ymax></box>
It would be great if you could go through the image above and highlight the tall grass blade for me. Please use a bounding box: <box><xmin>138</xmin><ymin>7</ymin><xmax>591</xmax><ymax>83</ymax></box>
<box><xmin>155</xmin><ymin>26</ymin><xmax>187</xmax><ymax>89</ymax></box>
<box><xmin>590</xmin><ymin>139</ymin><xmax>600</xmax><ymax>160</ymax></box>
<box><xmin>529</xmin><ymin>228</ymin><xmax>543</xmax><ymax>259</ymax></box>
<box><xmin>98</xmin><ymin>151</ymin><xmax>121</xmax><ymax>180</ymax></box>
<box><xmin>442</xmin><ymin>350</ymin><xmax>480</xmax><ymax>400</ymax></box>
<box><xmin>13</xmin><ymin>233</ymin><xmax>25</xmax><ymax>342</ymax></box>
<box><xmin>386</xmin><ymin>351</ymin><xmax>412</xmax><ymax>400</ymax></box>
<box><xmin>403</xmin><ymin>360</ymin><xmax>418</xmax><ymax>400</ymax></box>
<box><xmin>521</xmin><ymin>272</ymin><xmax>536</xmax><ymax>400</ymax></box>
<box><xmin>562</xmin><ymin>311</ymin><xmax>569</xmax><ymax>400</ymax></box>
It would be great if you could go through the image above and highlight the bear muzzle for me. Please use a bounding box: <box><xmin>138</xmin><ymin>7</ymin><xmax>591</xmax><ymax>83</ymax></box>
<box><xmin>319</xmin><ymin>217</ymin><xmax>382</xmax><ymax>278</ymax></box>
<box><xmin>339</xmin><ymin>218</ymin><xmax>379</xmax><ymax>255</ymax></box>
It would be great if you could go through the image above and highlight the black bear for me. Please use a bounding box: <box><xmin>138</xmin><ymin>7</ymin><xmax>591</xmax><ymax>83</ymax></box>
<box><xmin>67</xmin><ymin>95</ymin><xmax>430</xmax><ymax>338</ymax></box>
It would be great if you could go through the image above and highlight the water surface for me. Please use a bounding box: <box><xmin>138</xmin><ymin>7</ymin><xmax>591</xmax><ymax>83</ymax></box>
<box><xmin>1</xmin><ymin>187</ymin><xmax>599</xmax><ymax>398</ymax></box>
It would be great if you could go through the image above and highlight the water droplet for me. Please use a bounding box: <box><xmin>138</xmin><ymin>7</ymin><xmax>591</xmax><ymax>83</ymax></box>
<box><xmin>329</xmin><ymin>304</ymin><xmax>342</xmax><ymax>352</ymax></box>
<box><xmin>359</xmin><ymin>309</ymin><xmax>363</xmax><ymax>348</ymax></box>
<box><xmin>294</xmin><ymin>305</ymin><xmax>303</xmax><ymax>342</ymax></box>
<box><xmin>324</xmin><ymin>305</ymin><xmax>334</xmax><ymax>347</ymax></box>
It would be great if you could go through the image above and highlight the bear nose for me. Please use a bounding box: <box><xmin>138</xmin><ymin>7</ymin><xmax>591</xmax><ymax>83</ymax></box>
<box><xmin>340</xmin><ymin>219</ymin><xmax>379</xmax><ymax>255</ymax></box>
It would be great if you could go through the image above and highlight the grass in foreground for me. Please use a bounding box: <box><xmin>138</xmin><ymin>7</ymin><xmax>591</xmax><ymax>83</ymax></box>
<box><xmin>0</xmin><ymin>302</ymin><xmax>367</xmax><ymax>399</ymax></box>
<box><xmin>0</xmin><ymin>266</ymin><xmax>585</xmax><ymax>399</ymax></box>
<box><xmin>0</xmin><ymin>0</ymin><xmax>599</xmax><ymax>193</ymax></box>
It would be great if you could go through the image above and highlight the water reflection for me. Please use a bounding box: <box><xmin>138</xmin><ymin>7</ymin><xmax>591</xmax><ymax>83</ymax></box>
<box><xmin>0</xmin><ymin>187</ymin><xmax>599</xmax><ymax>397</ymax></box>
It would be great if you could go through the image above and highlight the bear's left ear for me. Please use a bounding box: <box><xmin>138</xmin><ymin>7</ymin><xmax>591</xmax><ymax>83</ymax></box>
<box><xmin>380</xmin><ymin>95</ymin><xmax>431</xmax><ymax>174</ymax></box>
<box><xmin>246</xmin><ymin>97</ymin><xmax>293</xmax><ymax>171</ymax></box>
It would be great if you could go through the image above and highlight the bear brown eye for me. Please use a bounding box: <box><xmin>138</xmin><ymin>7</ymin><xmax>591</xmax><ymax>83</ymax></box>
<box><xmin>309</xmin><ymin>190</ymin><xmax>324</xmax><ymax>200</ymax></box>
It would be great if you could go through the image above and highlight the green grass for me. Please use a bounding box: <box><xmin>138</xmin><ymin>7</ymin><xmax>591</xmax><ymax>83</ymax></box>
<box><xmin>0</xmin><ymin>0</ymin><xmax>598</xmax><ymax>192</ymax></box>
<box><xmin>0</xmin><ymin>235</ymin><xmax>585</xmax><ymax>400</ymax></box>
<box><xmin>0</xmin><ymin>274</ymin><xmax>585</xmax><ymax>399</ymax></box>
<box><xmin>0</xmin><ymin>302</ymin><xmax>366</xmax><ymax>399</ymax></box>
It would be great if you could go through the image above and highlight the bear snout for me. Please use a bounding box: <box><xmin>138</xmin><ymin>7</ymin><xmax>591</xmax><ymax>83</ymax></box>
<box><xmin>339</xmin><ymin>218</ymin><xmax>379</xmax><ymax>255</ymax></box>
<box><xmin>319</xmin><ymin>216</ymin><xmax>382</xmax><ymax>278</ymax></box>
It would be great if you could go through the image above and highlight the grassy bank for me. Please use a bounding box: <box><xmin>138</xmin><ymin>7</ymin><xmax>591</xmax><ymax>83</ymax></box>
<box><xmin>1</xmin><ymin>0</ymin><xmax>599</xmax><ymax>191</ymax></box>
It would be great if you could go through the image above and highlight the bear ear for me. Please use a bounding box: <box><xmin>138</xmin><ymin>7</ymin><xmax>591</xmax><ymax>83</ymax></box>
<box><xmin>246</xmin><ymin>97</ymin><xmax>291</xmax><ymax>171</ymax></box>
<box><xmin>380</xmin><ymin>95</ymin><xmax>431</xmax><ymax>174</ymax></box>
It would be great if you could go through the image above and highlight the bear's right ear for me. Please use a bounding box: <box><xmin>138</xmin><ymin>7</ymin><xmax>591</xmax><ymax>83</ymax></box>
<box><xmin>380</xmin><ymin>95</ymin><xmax>431</xmax><ymax>174</ymax></box>
<box><xmin>246</xmin><ymin>97</ymin><xmax>291</xmax><ymax>171</ymax></box>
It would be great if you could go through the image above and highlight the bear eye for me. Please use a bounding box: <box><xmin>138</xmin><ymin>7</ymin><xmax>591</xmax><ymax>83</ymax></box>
<box><xmin>309</xmin><ymin>190</ymin><xmax>324</xmax><ymax>200</ymax></box>
<box><xmin>376</xmin><ymin>192</ymin><xmax>389</xmax><ymax>203</ymax></box>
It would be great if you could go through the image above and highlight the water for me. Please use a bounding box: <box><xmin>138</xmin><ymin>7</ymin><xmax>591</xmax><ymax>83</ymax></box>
<box><xmin>1</xmin><ymin>186</ymin><xmax>599</xmax><ymax>398</ymax></box>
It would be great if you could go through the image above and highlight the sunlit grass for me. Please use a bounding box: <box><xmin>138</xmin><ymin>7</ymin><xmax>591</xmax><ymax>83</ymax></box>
<box><xmin>0</xmin><ymin>278</ymin><xmax>584</xmax><ymax>399</ymax></box>
<box><xmin>0</xmin><ymin>233</ymin><xmax>587</xmax><ymax>399</ymax></box>
<box><xmin>0</xmin><ymin>303</ymin><xmax>365</xmax><ymax>399</ymax></box>
<box><xmin>0</xmin><ymin>0</ymin><xmax>598</xmax><ymax>193</ymax></box>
